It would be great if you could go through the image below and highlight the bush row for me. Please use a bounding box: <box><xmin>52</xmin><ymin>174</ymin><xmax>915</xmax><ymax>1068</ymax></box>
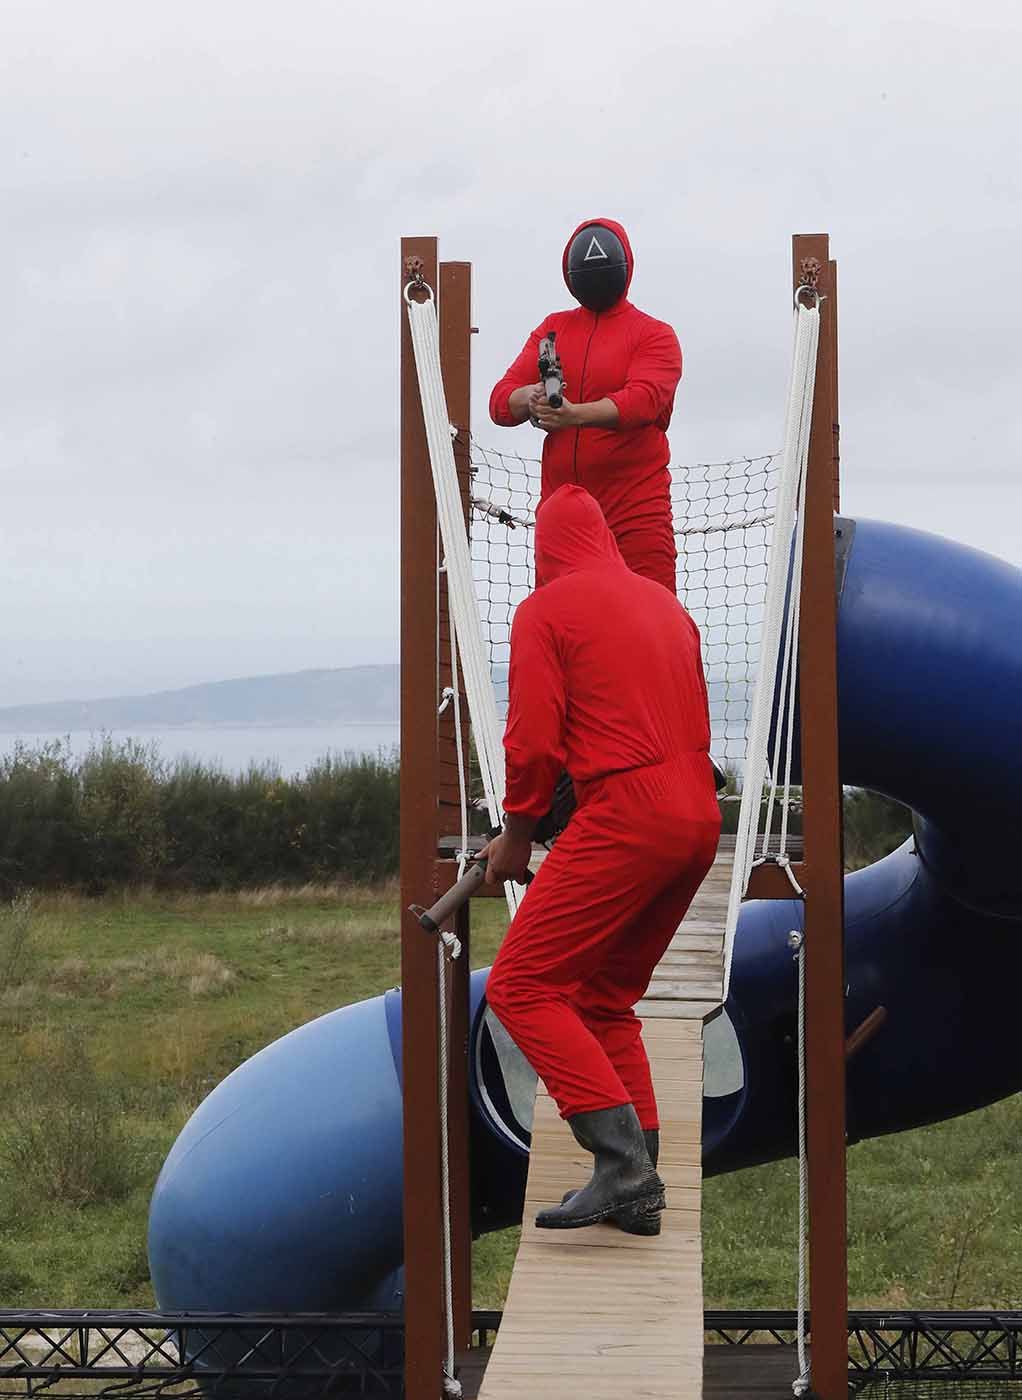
<box><xmin>0</xmin><ymin>738</ymin><xmax>913</xmax><ymax>895</ymax></box>
<box><xmin>0</xmin><ymin>738</ymin><xmax>399</xmax><ymax>894</ymax></box>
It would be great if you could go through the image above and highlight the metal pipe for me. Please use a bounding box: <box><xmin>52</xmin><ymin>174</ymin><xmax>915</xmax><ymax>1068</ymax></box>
<box><xmin>411</xmin><ymin>861</ymin><xmax>532</xmax><ymax>933</ymax></box>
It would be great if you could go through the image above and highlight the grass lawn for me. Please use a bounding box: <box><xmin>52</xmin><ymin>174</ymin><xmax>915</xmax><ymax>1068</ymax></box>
<box><xmin>1</xmin><ymin>886</ymin><xmax>1019</xmax><ymax>1312</ymax></box>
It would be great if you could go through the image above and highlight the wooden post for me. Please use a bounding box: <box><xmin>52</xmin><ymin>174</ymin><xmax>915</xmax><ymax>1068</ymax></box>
<box><xmin>793</xmin><ymin>233</ymin><xmax>848</xmax><ymax>1400</ymax></box>
<box><xmin>400</xmin><ymin>235</ymin><xmax>444</xmax><ymax>1400</ymax></box>
<box><xmin>438</xmin><ymin>259</ymin><xmax>474</xmax><ymax>1348</ymax></box>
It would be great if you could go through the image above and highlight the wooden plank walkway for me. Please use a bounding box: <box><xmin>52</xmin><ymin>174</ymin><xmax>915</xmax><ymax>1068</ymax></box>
<box><xmin>636</xmin><ymin>850</ymin><xmax>728</xmax><ymax>1020</ymax></box>
<box><xmin>477</xmin><ymin>846</ymin><xmax>733</xmax><ymax>1399</ymax></box>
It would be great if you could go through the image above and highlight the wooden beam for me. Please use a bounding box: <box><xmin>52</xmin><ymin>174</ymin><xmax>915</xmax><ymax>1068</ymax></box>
<box><xmin>829</xmin><ymin>258</ymin><xmax>841</xmax><ymax>512</ymax></box>
<box><xmin>400</xmin><ymin>235</ymin><xmax>444</xmax><ymax>1400</ymax></box>
<box><xmin>793</xmin><ymin>233</ymin><xmax>848</xmax><ymax>1400</ymax></box>
<box><xmin>745</xmin><ymin>862</ymin><xmax>809</xmax><ymax>902</ymax></box>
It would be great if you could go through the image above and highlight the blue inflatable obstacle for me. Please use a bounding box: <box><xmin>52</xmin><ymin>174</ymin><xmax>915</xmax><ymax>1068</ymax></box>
<box><xmin>149</xmin><ymin>517</ymin><xmax>1022</xmax><ymax>1314</ymax></box>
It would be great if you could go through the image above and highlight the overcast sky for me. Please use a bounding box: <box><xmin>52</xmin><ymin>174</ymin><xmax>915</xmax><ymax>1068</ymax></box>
<box><xmin>2</xmin><ymin>0</ymin><xmax>1019</xmax><ymax>705</ymax></box>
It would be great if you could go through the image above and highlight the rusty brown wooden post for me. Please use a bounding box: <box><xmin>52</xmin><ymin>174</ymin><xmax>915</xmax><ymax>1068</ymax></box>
<box><xmin>438</xmin><ymin>259</ymin><xmax>474</xmax><ymax>1348</ymax></box>
<box><xmin>793</xmin><ymin>233</ymin><xmax>848</xmax><ymax>1400</ymax></box>
<box><xmin>829</xmin><ymin>257</ymin><xmax>841</xmax><ymax>512</ymax></box>
<box><xmin>400</xmin><ymin>235</ymin><xmax>444</xmax><ymax>1400</ymax></box>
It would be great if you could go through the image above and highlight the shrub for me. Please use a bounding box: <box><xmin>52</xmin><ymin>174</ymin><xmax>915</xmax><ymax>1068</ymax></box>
<box><xmin>78</xmin><ymin>738</ymin><xmax>168</xmax><ymax>890</ymax></box>
<box><xmin>2</xmin><ymin>1026</ymin><xmax>138</xmax><ymax>1208</ymax></box>
<box><xmin>0</xmin><ymin>740</ymin><xmax>84</xmax><ymax>893</ymax></box>
<box><xmin>300</xmin><ymin>751</ymin><xmax>400</xmax><ymax>883</ymax></box>
<box><xmin>160</xmin><ymin>757</ymin><xmax>241</xmax><ymax>889</ymax></box>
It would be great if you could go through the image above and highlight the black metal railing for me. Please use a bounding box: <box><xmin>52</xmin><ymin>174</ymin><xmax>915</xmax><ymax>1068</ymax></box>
<box><xmin>3</xmin><ymin>1310</ymin><xmax>1022</xmax><ymax>1397</ymax></box>
<box><xmin>0</xmin><ymin>1311</ymin><xmax>408</xmax><ymax>1398</ymax></box>
<box><xmin>705</xmin><ymin>1312</ymin><xmax>1022</xmax><ymax>1387</ymax></box>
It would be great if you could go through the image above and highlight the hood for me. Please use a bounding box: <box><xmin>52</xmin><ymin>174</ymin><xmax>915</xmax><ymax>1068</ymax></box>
<box><xmin>561</xmin><ymin>217</ymin><xmax>634</xmax><ymax>306</ymax></box>
<box><xmin>534</xmin><ymin>485</ymin><xmax>626</xmax><ymax>586</ymax></box>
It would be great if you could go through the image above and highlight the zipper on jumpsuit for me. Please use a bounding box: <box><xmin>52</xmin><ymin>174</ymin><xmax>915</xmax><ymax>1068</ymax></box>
<box><xmin>572</xmin><ymin>312</ymin><xmax>600</xmax><ymax>484</ymax></box>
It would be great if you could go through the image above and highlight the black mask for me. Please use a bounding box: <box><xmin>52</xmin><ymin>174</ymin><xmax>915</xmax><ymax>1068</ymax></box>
<box><xmin>565</xmin><ymin>224</ymin><xmax>629</xmax><ymax>312</ymax></box>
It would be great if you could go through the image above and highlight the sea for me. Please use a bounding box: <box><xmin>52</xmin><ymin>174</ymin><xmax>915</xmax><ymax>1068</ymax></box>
<box><xmin>0</xmin><ymin>723</ymin><xmax>401</xmax><ymax>778</ymax></box>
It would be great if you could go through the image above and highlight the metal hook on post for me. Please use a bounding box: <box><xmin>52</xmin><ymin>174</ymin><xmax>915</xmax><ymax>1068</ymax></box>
<box><xmin>794</xmin><ymin>285</ymin><xmax>823</xmax><ymax>311</ymax></box>
<box><xmin>403</xmin><ymin>255</ymin><xmax>434</xmax><ymax>306</ymax></box>
<box><xmin>795</xmin><ymin>256</ymin><xmax>825</xmax><ymax>311</ymax></box>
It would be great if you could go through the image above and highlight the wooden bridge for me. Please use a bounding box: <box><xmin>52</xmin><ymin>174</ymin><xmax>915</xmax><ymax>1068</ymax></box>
<box><xmin>475</xmin><ymin>849</ymin><xmax>734</xmax><ymax>1399</ymax></box>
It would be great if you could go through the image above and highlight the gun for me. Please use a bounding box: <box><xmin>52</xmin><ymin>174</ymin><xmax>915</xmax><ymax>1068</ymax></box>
<box><xmin>538</xmin><ymin>332</ymin><xmax>564</xmax><ymax>409</ymax></box>
<box><xmin>530</xmin><ymin>332</ymin><xmax>565</xmax><ymax>427</ymax></box>
<box><xmin>409</xmin><ymin>853</ymin><xmax>533</xmax><ymax>933</ymax></box>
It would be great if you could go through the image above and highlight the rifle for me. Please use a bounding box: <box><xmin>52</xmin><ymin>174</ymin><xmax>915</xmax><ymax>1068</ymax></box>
<box><xmin>538</xmin><ymin>332</ymin><xmax>564</xmax><ymax>409</ymax></box>
<box><xmin>529</xmin><ymin>331</ymin><xmax>565</xmax><ymax>426</ymax></box>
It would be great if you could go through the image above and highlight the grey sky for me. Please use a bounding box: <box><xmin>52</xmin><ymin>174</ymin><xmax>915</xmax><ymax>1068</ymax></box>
<box><xmin>3</xmin><ymin>0</ymin><xmax>1019</xmax><ymax>704</ymax></box>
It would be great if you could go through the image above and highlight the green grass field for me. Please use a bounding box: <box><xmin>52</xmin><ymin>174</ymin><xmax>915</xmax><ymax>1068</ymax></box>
<box><xmin>1</xmin><ymin>887</ymin><xmax>1019</xmax><ymax>1312</ymax></box>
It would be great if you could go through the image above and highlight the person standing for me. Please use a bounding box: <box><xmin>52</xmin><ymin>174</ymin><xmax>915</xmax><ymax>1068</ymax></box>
<box><xmin>489</xmin><ymin>218</ymin><xmax>683</xmax><ymax>594</ymax></box>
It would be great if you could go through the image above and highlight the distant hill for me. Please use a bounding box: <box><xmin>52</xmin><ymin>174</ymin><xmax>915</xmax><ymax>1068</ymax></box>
<box><xmin>0</xmin><ymin>665</ymin><xmax>399</xmax><ymax>732</ymax></box>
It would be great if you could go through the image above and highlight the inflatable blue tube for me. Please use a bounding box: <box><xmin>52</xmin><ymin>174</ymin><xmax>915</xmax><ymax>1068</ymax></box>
<box><xmin>149</xmin><ymin>518</ymin><xmax>1022</xmax><ymax>1312</ymax></box>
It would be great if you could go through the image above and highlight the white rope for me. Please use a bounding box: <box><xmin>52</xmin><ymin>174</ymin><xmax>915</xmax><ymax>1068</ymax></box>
<box><xmin>760</xmin><ymin>438</ymin><xmax>809</xmax><ymax>861</ymax></box>
<box><xmin>440</xmin><ymin>624</ymin><xmax>471</xmax><ymax>881</ymax></box>
<box><xmin>432</xmin><ymin>675</ymin><xmax>465</xmax><ymax>1391</ymax></box>
<box><xmin>436</xmin><ymin>611</ymin><xmax>467</xmax><ymax>1399</ymax></box>
<box><xmin>436</xmin><ymin>933</ymin><xmax>463</xmax><ymax>1400</ymax></box>
<box><xmin>405</xmin><ymin>281</ymin><xmax>520</xmax><ymax>921</ymax></box>
<box><xmin>722</xmin><ymin>298</ymin><xmax>820</xmax><ymax>999</ymax></box>
<box><xmin>790</xmin><ymin>927</ymin><xmax>810</xmax><ymax>1396</ymax></box>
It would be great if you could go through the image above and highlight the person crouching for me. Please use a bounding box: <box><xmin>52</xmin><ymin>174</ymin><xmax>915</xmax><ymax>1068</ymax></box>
<box><xmin>481</xmin><ymin>484</ymin><xmax>720</xmax><ymax>1233</ymax></box>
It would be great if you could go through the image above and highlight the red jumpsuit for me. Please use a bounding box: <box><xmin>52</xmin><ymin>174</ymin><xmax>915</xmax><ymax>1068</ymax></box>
<box><xmin>486</xmin><ymin>485</ymin><xmax>720</xmax><ymax>1127</ymax></box>
<box><xmin>488</xmin><ymin>218</ymin><xmax>683</xmax><ymax>595</ymax></box>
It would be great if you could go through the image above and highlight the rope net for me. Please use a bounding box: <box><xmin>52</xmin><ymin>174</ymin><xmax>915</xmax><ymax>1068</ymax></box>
<box><xmin>468</xmin><ymin>438</ymin><xmax>779</xmax><ymax>774</ymax></box>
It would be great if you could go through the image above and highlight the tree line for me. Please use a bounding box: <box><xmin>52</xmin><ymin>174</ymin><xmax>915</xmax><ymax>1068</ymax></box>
<box><xmin>0</xmin><ymin>738</ymin><xmax>398</xmax><ymax>894</ymax></box>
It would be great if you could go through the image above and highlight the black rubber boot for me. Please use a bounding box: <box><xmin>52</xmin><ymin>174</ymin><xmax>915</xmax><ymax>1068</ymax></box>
<box><xmin>559</xmin><ymin>1128</ymin><xmax>662</xmax><ymax>1235</ymax></box>
<box><xmin>560</xmin><ymin>1129</ymin><xmax>659</xmax><ymax>1200</ymax></box>
<box><xmin>535</xmin><ymin>1105</ymin><xmax>664</xmax><ymax>1231</ymax></box>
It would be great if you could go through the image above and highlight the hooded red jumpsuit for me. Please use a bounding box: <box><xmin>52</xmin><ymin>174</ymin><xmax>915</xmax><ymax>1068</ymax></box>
<box><xmin>489</xmin><ymin>218</ymin><xmax>683</xmax><ymax>595</ymax></box>
<box><xmin>486</xmin><ymin>485</ymin><xmax>721</xmax><ymax>1127</ymax></box>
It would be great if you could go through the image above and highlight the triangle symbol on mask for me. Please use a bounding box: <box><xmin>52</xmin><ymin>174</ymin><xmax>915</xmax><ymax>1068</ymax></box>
<box><xmin>583</xmin><ymin>235</ymin><xmax>608</xmax><ymax>262</ymax></box>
